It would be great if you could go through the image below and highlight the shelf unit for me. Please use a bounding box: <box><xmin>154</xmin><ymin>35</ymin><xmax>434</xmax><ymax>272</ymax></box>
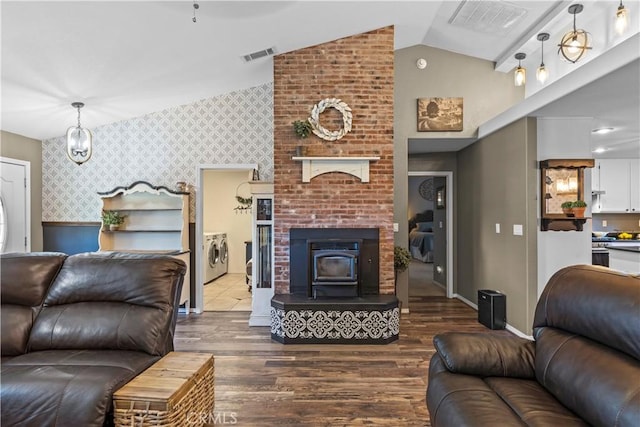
<box><xmin>98</xmin><ymin>181</ymin><xmax>190</xmax><ymax>309</ymax></box>
<box><xmin>540</xmin><ymin>159</ymin><xmax>594</xmax><ymax>232</ymax></box>
<box><xmin>248</xmin><ymin>181</ymin><xmax>274</xmax><ymax>327</ymax></box>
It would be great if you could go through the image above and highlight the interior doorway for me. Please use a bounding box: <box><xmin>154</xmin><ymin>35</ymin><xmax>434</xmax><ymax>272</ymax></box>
<box><xmin>0</xmin><ymin>157</ymin><xmax>30</xmax><ymax>253</ymax></box>
<box><xmin>407</xmin><ymin>171</ymin><xmax>453</xmax><ymax>299</ymax></box>
<box><xmin>195</xmin><ymin>163</ymin><xmax>257</xmax><ymax>313</ymax></box>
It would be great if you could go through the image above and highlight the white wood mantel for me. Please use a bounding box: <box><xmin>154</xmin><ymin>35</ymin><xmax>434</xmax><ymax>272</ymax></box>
<box><xmin>292</xmin><ymin>156</ymin><xmax>380</xmax><ymax>183</ymax></box>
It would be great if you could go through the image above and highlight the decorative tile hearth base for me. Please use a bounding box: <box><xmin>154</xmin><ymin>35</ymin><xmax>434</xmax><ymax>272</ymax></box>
<box><xmin>270</xmin><ymin>295</ymin><xmax>399</xmax><ymax>344</ymax></box>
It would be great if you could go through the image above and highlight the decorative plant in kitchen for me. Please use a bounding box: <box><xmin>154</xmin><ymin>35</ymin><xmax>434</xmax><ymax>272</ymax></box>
<box><xmin>101</xmin><ymin>210</ymin><xmax>125</xmax><ymax>231</ymax></box>
<box><xmin>561</xmin><ymin>201</ymin><xmax>573</xmax><ymax>215</ymax></box>
<box><xmin>571</xmin><ymin>200</ymin><xmax>587</xmax><ymax>218</ymax></box>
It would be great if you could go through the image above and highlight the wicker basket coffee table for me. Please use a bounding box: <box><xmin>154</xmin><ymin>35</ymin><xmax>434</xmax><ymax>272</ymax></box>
<box><xmin>113</xmin><ymin>352</ymin><xmax>214</xmax><ymax>427</ymax></box>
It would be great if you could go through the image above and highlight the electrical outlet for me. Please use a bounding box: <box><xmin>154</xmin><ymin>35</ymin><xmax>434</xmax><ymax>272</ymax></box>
<box><xmin>393</xmin><ymin>222</ymin><xmax>399</xmax><ymax>232</ymax></box>
<box><xmin>495</xmin><ymin>223</ymin><xmax>501</xmax><ymax>234</ymax></box>
<box><xmin>602</xmin><ymin>220</ymin><xmax>607</xmax><ymax>227</ymax></box>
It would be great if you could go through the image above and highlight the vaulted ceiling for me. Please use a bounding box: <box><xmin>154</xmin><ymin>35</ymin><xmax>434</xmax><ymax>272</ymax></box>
<box><xmin>2</xmin><ymin>1</ymin><xmax>638</xmax><ymax>157</ymax></box>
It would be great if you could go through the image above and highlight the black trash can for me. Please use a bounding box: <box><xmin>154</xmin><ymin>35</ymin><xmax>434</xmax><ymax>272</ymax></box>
<box><xmin>478</xmin><ymin>290</ymin><xmax>506</xmax><ymax>330</ymax></box>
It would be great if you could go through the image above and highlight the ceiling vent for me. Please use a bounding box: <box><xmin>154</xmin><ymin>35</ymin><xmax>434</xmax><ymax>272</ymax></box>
<box><xmin>242</xmin><ymin>47</ymin><xmax>276</xmax><ymax>62</ymax></box>
<box><xmin>448</xmin><ymin>0</ymin><xmax>528</xmax><ymax>36</ymax></box>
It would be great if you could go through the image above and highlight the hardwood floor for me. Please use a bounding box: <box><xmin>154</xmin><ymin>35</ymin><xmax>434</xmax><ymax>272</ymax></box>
<box><xmin>175</xmin><ymin>292</ymin><xmax>511</xmax><ymax>426</ymax></box>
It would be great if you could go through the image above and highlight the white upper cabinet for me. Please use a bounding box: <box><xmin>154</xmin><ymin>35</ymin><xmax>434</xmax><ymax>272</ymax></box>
<box><xmin>594</xmin><ymin>159</ymin><xmax>640</xmax><ymax>213</ymax></box>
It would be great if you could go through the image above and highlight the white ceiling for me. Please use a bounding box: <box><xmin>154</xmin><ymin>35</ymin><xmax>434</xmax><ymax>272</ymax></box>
<box><xmin>2</xmin><ymin>0</ymin><xmax>639</xmax><ymax>158</ymax></box>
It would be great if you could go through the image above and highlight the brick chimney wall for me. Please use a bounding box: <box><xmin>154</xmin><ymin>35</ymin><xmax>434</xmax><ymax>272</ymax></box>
<box><xmin>273</xmin><ymin>26</ymin><xmax>395</xmax><ymax>294</ymax></box>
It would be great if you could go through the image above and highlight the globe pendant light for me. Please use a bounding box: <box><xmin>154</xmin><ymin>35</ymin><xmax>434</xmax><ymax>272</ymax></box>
<box><xmin>615</xmin><ymin>0</ymin><xmax>629</xmax><ymax>35</ymax></box>
<box><xmin>536</xmin><ymin>33</ymin><xmax>550</xmax><ymax>84</ymax></box>
<box><xmin>558</xmin><ymin>4</ymin><xmax>591</xmax><ymax>64</ymax></box>
<box><xmin>66</xmin><ymin>102</ymin><xmax>93</xmax><ymax>165</ymax></box>
<box><xmin>514</xmin><ymin>53</ymin><xmax>526</xmax><ymax>87</ymax></box>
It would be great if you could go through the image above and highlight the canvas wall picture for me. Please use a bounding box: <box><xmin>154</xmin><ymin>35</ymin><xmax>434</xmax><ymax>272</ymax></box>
<box><xmin>417</xmin><ymin>97</ymin><xmax>463</xmax><ymax>132</ymax></box>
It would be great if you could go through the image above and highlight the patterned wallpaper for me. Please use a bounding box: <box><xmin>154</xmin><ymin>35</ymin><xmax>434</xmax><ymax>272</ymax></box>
<box><xmin>42</xmin><ymin>83</ymin><xmax>274</xmax><ymax>222</ymax></box>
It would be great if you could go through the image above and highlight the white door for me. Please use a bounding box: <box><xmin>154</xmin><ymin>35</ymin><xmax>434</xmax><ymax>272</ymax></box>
<box><xmin>0</xmin><ymin>158</ymin><xmax>30</xmax><ymax>253</ymax></box>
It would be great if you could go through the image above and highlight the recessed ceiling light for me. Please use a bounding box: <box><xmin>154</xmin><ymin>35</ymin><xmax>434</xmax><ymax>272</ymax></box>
<box><xmin>592</xmin><ymin>147</ymin><xmax>607</xmax><ymax>153</ymax></box>
<box><xmin>592</xmin><ymin>127</ymin><xmax>614</xmax><ymax>134</ymax></box>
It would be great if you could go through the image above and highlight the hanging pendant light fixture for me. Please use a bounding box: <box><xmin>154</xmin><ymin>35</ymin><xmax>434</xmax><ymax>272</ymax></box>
<box><xmin>514</xmin><ymin>53</ymin><xmax>526</xmax><ymax>87</ymax></box>
<box><xmin>615</xmin><ymin>0</ymin><xmax>629</xmax><ymax>35</ymax></box>
<box><xmin>558</xmin><ymin>4</ymin><xmax>591</xmax><ymax>64</ymax></box>
<box><xmin>66</xmin><ymin>102</ymin><xmax>93</xmax><ymax>165</ymax></box>
<box><xmin>536</xmin><ymin>33</ymin><xmax>550</xmax><ymax>84</ymax></box>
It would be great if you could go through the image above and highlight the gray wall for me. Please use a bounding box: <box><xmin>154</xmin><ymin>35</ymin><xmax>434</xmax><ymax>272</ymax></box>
<box><xmin>0</xmin><ymin>130</ymin><xmax>43</xmax><ymax>251</ymax></box>
<box><xmin>457</xmin><ymin>118</ymin><xmax>538</xmax><ymax>333</ymax></box>
<box><xmin>394</xmin><ymin>44</ymin><xmax>524</xmax><ymax>310</ymax></box>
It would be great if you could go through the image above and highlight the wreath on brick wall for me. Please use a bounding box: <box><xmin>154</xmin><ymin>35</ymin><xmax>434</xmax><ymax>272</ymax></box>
<box><xmin>308</xmin><ymin>98</ymin><xmax>352</xmax><ymax>141</ymax></box>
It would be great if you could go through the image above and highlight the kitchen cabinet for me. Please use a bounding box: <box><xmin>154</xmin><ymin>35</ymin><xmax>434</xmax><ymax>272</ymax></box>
<box><xmin>593</xmin><ymin>159</ymin><xmax>640</xmax><ymax>213</ymax></box>
<box><xmin>98</xmin><ymin>181</ymin><xmax>191</xmax><ymax>309</ymax></box>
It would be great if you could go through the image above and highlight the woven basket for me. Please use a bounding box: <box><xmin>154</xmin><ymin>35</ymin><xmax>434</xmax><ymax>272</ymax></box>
<box><xmin>113</xmin><ymin>353</ymin><xmax>214</xmax><ymax>427</ymax></box>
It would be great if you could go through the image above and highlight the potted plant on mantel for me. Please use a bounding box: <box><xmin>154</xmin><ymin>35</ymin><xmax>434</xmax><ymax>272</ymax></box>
<box><xmin>101</xmin><ymin>210</ymin><xmax>125</xmax><ymax>231</ymax></box>
<box><xmin>571</xmin><ymin>200</ymin><xmax>587</xmax><ymax>218</ymax></box>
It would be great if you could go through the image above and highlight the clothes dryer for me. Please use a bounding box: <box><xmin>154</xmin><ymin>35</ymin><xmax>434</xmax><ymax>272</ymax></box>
<box><xmin>204</xmin><ymin>232</ymin><xmax>227</xmax><ymax>283</ymax></box>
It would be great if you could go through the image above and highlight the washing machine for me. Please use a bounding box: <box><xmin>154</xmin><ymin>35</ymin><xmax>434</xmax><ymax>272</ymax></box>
<box><xmin>217</xmin><ymin>233</ymin><xmax>228</xmax><ymax>278</ymax></box>
<box><xmin>203</xmin><ymin>232</ymin><xmax>228</xmax><ymax>283</ymax></box>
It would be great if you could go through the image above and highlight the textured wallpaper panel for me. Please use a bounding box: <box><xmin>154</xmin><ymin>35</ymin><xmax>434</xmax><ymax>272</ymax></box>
<box><xmin>42</xmin><ymin>83</ymin><xmax>274</xmax><ymax>221</ymax></box>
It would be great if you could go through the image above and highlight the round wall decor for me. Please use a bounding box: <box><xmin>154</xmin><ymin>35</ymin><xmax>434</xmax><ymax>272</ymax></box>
<box><xmin>419</xmin><ymin>178</ymin><xmax>434</xmax><ymax>201</ymax></box>
<box><xmin>308</xmin><ymin>98</ymin><xmax>352</xmax><ymax>141</ymax></box>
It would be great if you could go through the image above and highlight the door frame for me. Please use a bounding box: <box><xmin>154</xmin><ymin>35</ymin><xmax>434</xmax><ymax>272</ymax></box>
<box><xmin>1</xmin><ymin>157</ymin><xmax>31</xmax><ymax>252</ymax></box>
<box><xmin>194</xmin><ymin>163</ymin><xmax>257</xmax><ymax>313</ymax></box>
<box><xmin>408</xmin><ymin>171</ymin><xmax>453</xmax><ymax>298</ymax></box>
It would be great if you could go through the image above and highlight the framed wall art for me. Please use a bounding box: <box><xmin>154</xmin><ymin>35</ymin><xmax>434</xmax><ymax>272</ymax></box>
<box><xmin>417</xmin><ymin>97</ymin><xmax>463</xmax><ymax>132</ymax></box>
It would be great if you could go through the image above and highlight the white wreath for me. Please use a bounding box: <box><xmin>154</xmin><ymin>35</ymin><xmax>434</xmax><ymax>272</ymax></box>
<box><xmin>308</xmin><ymin>98</ymin><xmax>352</xmax><ymax>141</ymax></box>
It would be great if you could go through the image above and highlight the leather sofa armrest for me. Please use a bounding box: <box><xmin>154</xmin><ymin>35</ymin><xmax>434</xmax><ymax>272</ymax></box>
<box><xmin>434</xmin><ymin>332</ymin><xmax>536</xmax><ymax>378</ymax></box>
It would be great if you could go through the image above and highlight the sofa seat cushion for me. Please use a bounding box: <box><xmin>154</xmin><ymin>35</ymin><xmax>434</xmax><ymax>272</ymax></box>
<box><xmin>484</xmin><ymin>377</ymin><xmax>587</xmax><ymax>426</ymax></box>
<box><xmin>427</xmin><ymin>354</ymin><xmax>527</xmax><ymax>426</ymax></box>
<box><xmin>1</xmin><ymin>350</ymin><xmax>159</xmax><ymax>427</ymax></box>
<box><xmin>428</xmin><ymin>354</ymin><xmax>590</xmax><ymax>427</ymax></box>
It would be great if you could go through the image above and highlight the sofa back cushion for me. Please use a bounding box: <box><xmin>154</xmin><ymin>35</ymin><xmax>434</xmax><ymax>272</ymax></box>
<box><xmin>533</xmin><ymin>265</ymin><xmax>640</xmax><ymax>359</ymax></box>
<box><xmin>1</xmin><ymin>252</ymin><xmax>67</xmax><ymax>356</ymax></box>
<box><xmin>533</xmin><ymin>265</ymin><xmax>640</xmax><ymax>426</ymax></box>
<box><xmin>28</xmin><ymin>252</ymin><xmax>186</xmax><ymax>356</ymax></box>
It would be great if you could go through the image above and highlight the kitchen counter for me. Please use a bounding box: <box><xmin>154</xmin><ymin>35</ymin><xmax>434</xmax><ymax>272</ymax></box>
<box><xmin>607</xmin><ymin>245</ymin><xmax>640</xmax><ymax>253</ymax></box>
<box><xmin>606</xmin><ymin>243</ymin><xmax>640</xmax><ymax>274</ymax></box>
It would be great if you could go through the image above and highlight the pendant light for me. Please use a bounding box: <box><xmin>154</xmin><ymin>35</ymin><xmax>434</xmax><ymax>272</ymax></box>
<box><xmin>514</xmin><ymin>53</ymin><xmax>526</xmax><ymax>87</ymax></box>
<box><xmin>558</xmin><ymin>4</ymin><xmax>591</xmax><ymax>64</ymax></box>
<box><xmin>66</xmin><ymin>102</ymin><xmax>93</xmax><ymax>165</ymax></box>
<box><xmin>615</xmin><ymin>0</ymin><xmax>629</xmax><ymax>35</ymax></box>
<box><xmin>536</xmin><ymin>33</ymin><xmax>550</xmax><ymax>84</ymax></box>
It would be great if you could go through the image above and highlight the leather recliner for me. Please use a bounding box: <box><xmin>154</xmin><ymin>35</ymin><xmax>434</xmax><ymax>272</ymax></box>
<box><xmin>426</xmin><ymin>265</ymin><xmax>640</xmax><ymax>426</ymax></box>
<box><xmin>0</xmin><ymin>252</ymin><xmax>187</xmax><ymax>427</ymax></box>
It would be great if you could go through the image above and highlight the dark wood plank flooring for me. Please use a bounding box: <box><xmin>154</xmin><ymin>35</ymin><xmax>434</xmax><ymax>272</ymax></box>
<box><xmin>175</xmin><ymin>294</ymin><xmax>511</xmax><ymax>426</ymax></box>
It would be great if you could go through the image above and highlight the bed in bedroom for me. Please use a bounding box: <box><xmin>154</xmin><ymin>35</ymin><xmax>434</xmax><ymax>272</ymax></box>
<box><xmin>408</xmin><ymin>210</ymin><xmax>434</xmax><ymax>263</ymax></box>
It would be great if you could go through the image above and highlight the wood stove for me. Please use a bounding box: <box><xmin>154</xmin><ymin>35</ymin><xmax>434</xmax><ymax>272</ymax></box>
<box><xmin>289</xmin><ymin>228</ymin><xmax>379</xmax><ymax>298</ymax></box>
<box><xmin>309</xmin><ymin>239</ymin><xmax>361</xmax><ymax>298</ymax></box>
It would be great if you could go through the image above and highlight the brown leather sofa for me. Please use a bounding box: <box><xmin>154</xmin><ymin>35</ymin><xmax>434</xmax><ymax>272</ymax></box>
<box><xmin>427</xmin><ymin>265</ymin><xmax>640</xmax><ymax>426</ymax></box>
<box><xmin>1</xmin><ymin>251</ymin><xmax>187</xmax><ymax>427</ymax></box>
